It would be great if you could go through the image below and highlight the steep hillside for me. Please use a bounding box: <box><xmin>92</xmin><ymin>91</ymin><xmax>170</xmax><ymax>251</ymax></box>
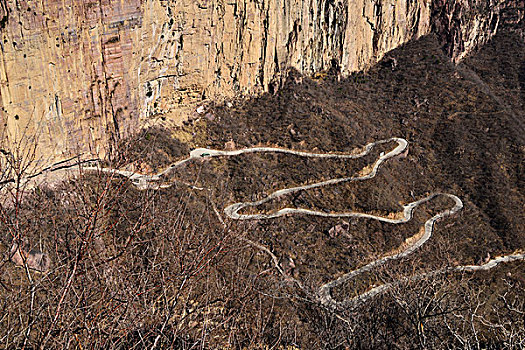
<box><xmin>1</xmin><ymin>29</ymin><xmax>523</xmax><ymax>347</ymax></box>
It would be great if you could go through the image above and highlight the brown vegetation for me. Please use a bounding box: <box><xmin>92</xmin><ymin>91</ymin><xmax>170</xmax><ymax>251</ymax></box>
<box><xmin>0</xmin><ymin>30</ymin><xmax>524</xmax><ymax>348</ymax></box>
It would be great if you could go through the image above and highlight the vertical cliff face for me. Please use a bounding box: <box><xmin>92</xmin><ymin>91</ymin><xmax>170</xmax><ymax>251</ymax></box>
<box><xmin>0</xmin><ymin>0</ymin><xmax>144</xmax><ymax>161</ymax></box>
<box><xmin>431</xmin><ymin>0</ymin><xmax>524</xmax><ymax>62</ymax></box>
<box><xmin>0</xmin><ymin>0</ymin><xmax>433</xmax><ymax>161</ymax></box>
<box><xmin>0</xmin><ymin>0</ymin><xmax>520</xmax><ymax>162</ymax></box>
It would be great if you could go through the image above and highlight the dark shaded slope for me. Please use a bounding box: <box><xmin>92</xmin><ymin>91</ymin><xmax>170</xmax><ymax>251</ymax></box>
<box><xmin>205</xmin><ymin>32</ymin><xmax>524</xmax><ymax>252</ymax></box>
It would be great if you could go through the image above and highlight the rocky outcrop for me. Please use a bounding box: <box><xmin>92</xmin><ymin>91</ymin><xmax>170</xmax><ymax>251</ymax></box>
<box><xmin>0</xmin><ymin>0</ymin><xmax>521</xmax><ymax>163</ymax></box>
<box><xmin>432</xmin><ymin>0</ymin><xmax>524</xmax><ymax>62</ymax></box>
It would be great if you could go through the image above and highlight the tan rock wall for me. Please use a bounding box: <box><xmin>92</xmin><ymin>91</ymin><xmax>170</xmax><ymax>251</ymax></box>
<box><xmin>0</xmin><ymin>0</ymin><xmax>433</xmax><ymax>163</ymax></box>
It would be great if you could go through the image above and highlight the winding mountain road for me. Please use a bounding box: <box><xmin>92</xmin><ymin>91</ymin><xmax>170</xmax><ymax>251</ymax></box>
<box><xmin>12</xmin><ymin>137</ymin><xmax>525</xmax><ymax>308</ymax></box>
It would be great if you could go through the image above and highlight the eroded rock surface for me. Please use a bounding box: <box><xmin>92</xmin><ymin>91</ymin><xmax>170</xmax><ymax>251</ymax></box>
<box><xmin>0</xmin><ymin>0</ymin><xmax>521</xmax><ymax>162</ymax></box>
<box><xmin>432</xmin><ymin>0</ymin><xmax>524</xmax><ymax>62</ymax></box>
